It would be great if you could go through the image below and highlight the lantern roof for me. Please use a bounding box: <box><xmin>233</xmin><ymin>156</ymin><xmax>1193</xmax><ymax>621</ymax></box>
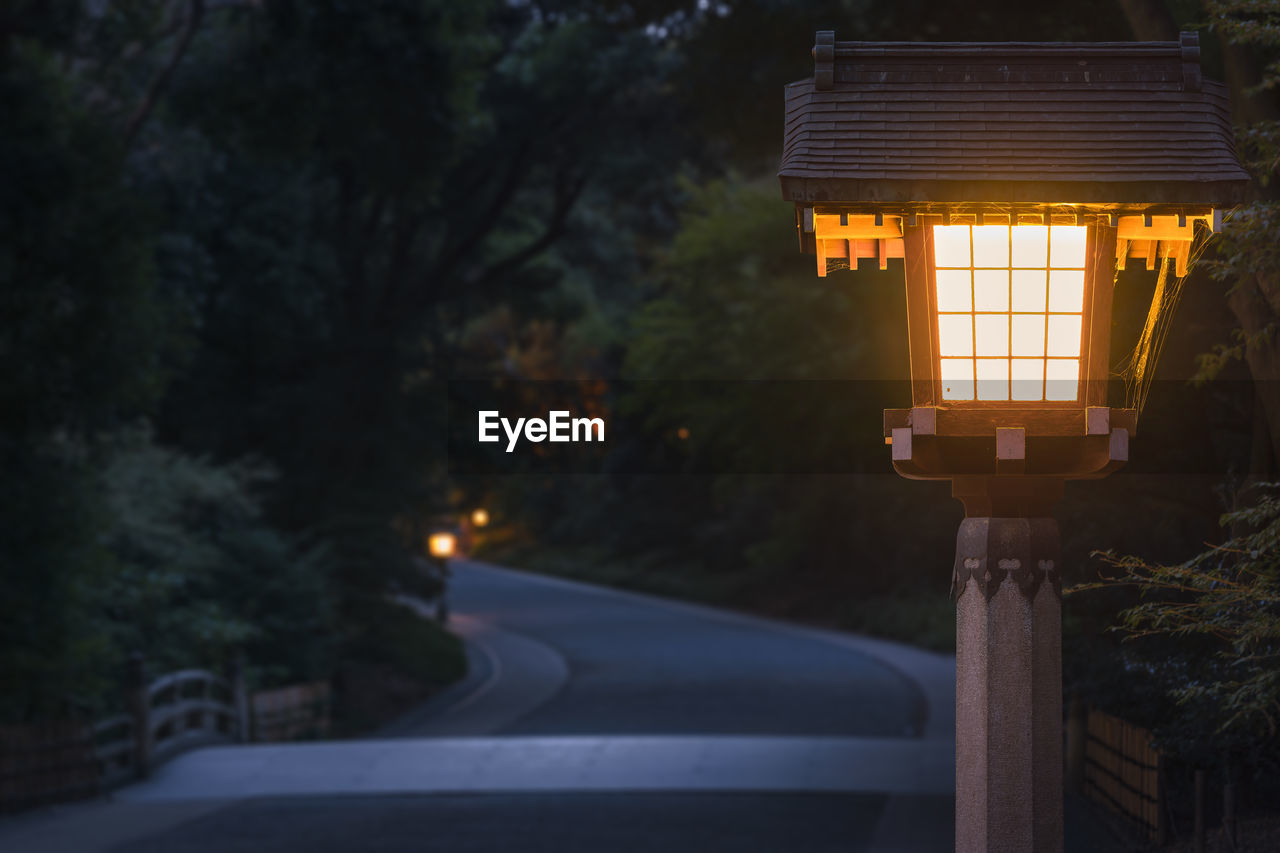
<box><xmin>780</xmin><ymin>32</ymin><xmax>1250</xmax><ymax>207</ymax></box>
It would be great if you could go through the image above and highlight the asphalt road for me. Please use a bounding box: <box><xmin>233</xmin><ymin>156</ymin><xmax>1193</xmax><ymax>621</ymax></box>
<box><xmin>397</xmin><ymin>560</ymin><xmax>938</xmax><ymax>739</ymax></box>
<box><xmin>0</xmin><ymin>560</ymin><xmax>1030</xmax><ymax>852</ymax></box>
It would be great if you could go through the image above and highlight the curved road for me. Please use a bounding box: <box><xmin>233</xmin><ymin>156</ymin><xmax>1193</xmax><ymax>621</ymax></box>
<box><xmin>392</xmin><ymin>561</ymin><xmax>952</xmax><ymax>741</ymax></box>
<box><xmin>2</xmin><ymin>561</ymin><xmax>960</xmax><ymax>852</ymax></box>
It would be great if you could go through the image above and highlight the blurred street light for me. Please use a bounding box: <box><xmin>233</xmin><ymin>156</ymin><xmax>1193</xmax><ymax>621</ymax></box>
<box><xmin>428</xmin><ymin>531</ymin><xmax>457</xmax><ymax>560</ymax></box>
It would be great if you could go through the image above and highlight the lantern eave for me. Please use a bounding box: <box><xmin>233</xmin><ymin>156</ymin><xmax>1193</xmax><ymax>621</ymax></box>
<box><xmin>780</xmin><ymin>33</ymin><xmax>1251</xmax><ymax>210</ymax></box>
<box><xmin>778</xmin><ymin>177</ymin><xmax>1250</xmax><ymax>208</ymax></box>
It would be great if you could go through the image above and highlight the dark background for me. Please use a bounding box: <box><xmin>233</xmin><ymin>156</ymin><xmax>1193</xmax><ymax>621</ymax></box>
<box><xmin>2</xmin><ymin>0</ymin><xmax>1278</xmax><ymax>838</ymax></box>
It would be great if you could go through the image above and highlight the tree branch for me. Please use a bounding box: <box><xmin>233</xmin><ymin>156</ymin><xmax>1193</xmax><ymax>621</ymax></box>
<box><xmin>123</xmin><ymin>0</ymin><xmax>205</xmax><ymax>152</ymax></box>
<box><xmin>373</xmin><ymin>196</ymin><xmax>425</xmax><ymax>329</ymax></box>
<box><xmin>463</xmin><ymin>168</ymin><xmax>589</xmax><ymax>296</ymax></box>
<box><xmin>431</xmin><ymin>141</ymin><xmax>534</xmax><ymax>283</ymax></box>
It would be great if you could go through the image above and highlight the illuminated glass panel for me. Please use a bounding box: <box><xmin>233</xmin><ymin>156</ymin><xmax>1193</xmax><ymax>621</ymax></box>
<box><xmin>1012</xmin><ymin>358</ymin><xmax>1045</xmax><ymax>401</ymax></box>
<box><xmin>1049</xmin><ymin>225</ymin><xmax>1087</xmax><ymax>267</ymax></box>
<box><xmin>937</xmin><ymin>314</ymin><xmax>974</xmax><ymax>358</ymax></box>
<box><xmin>934</xmin><ymin>226</ymin><xmax>972</xmax><ymax>267</ymax></box>
<box><xmin>975</xmin><ymin>315</ymin><xmax>1009</xmax><ymax>357</ymax></box>
<box><xmin>1048</xmin><ymin>270</ymin><xmax>1085</xmax><ymax>313</ymax></box>
<box><xmin>1011</xmin><ymin>315</ymin><xmax>1045</xmax><ymax>357</ymax></box>
<box><xmin>936</xmin><ymin>270</ymin><xmax>972</xmax><ymax>312</ymax></box>
<box><xmin>1046</xmin><ymin>314</ymin><xmax>1083</xmax><ymax>358</ymax></box>
<box><xmin>973</xmin><ymin>270</ymin><xmax>1009</xmax><ymax>312</ymax></box>
<box><xmin>1011</xmin><ymin>226</ymin><xmax>1048</xmax><ymax>267</ymax></box>
<box><xmin>933</xmin><ymin>224</ymin><xmax>1087</xmax><ymax>402</ymax></box>
<box><xmin>1011</xmin><ymin>270</ymin><xmax>1047</xmax><ymax>312</ymax></box>
<box><xmin>940</xmin><ymin>358</ymin><xmax>975</xmax><ymax>401</ymax></box>
<box><xmin>1046</xmin><ymin>359</ymin><xmax>1080</xmax><ymax>401</ymax></box>
<box><xmin>972</xmin><ymin>225</ymin><xmax>1010</xmax><ymax>267</ymax></box>
<box><xmin>976</xmin><ymin>358</ymin><xmax>1010</xmax><ymax>401</ymax></box>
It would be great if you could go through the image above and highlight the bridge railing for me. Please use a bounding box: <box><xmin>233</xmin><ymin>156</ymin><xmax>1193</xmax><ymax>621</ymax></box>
<box><xmin>1</xmin><ymin>659</ymin><xmax>245</xmax><ymax>812</ymax></box>
<box><xmin>90</xmin><ymin>657</ymin><xmax>249</xmax><ymax>789</ymax></box>
<box><xmin>1</xmin><ymin>654</ymin><xmax>290</xmax><ymax>812</ymax></box>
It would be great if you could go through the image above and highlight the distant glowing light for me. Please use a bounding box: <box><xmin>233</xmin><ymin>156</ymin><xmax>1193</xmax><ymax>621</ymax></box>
<box><xmin>429</xmin><ymin>532</ymin><xmax>457</xmax><ymax>559</ymax></box>
<box><xmin>470</xmin><ymin>509</ymin><xmax>490</xmax><ymax>528</ymax></box>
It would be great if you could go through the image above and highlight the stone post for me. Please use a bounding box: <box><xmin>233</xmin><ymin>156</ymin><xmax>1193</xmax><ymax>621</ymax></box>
<box><xmin>229</xmin><ymin>651</ymin><xmax>250</xmax><ymax>743</ymax></box>
<box><xmin>125</xmin><ymin>651</ymin><xmax>152</xmax><ymax>779</ymax></box>
<box><xmin>951</xmin><ymin>478</ymin><xmax>1063</xmax><ymax>853</ymax></box>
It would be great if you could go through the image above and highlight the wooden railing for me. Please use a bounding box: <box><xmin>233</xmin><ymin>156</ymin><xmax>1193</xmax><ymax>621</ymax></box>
<box><xmin>2</xmin><ymin>656</ymin><xmax>248</xmax><ymax>811</ymax></box>
<box><xmin>0</xmin><ymin>657</ymin><xmax>338</xmax><ymax>813</ymax></box>
<box><xmin>91</xmin><ymin>659</ymin><xmax>248</xmax><ymax>789</ymax></box>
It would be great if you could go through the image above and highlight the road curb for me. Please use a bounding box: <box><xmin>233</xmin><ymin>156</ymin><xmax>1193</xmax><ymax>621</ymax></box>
<box><xmin>375</xmin><ymin>608</ymin><xmax>498</xmax><ymax>738</ymax></box>
<box><xmin>380</xmin><ymin>595</ymin><xmax>571</xmax><ymax>737</ymax></box>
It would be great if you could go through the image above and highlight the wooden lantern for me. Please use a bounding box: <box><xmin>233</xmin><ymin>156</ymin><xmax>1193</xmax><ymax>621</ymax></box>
<box><xmin>780</xmin><ymin>32</ymin><xmax>1249</xmax><ymax>508</ymax></box>
<box><xmin>779</xmin><ymin>33</ymin><xmax>1250</xmax><ymax>852</ymax></box>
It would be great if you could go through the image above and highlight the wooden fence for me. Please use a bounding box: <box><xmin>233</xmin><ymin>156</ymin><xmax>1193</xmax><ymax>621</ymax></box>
<box><xmin>1</xmin><ymin>655</ymin><xmax>332</xmax><ymax>814</ymax></box>
<box><xmin>1083</xmin><ymin>708</ymin><xmax>1162</xmax><ymax>842</ymax></box>
<box><xmin>251</xmin><ymin>681</ymin><xmax>331</xmax><ymax>742</ymax></box>
<box><xmin>0</xmin><ymin>721</ymin><xmax>99</xmax><ymax>814</ymax></box>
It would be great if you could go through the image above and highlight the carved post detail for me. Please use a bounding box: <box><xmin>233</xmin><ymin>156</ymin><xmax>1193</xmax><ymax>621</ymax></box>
<box><xmin>953</xmin><ymin>516</ymin><xmax>1063</xmax><ymax>853</ymax></box>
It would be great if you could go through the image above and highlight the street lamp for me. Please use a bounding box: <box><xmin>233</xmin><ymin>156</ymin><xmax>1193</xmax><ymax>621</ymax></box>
<box><xmin>427</xmin><ymin>531</ymin><xmax>457</xmax><ymax>561</ymax></box>
<box><xmin>780</xmin><ymin>32</ymin><xmax>1247</xmax><ymax>852</ymax></box>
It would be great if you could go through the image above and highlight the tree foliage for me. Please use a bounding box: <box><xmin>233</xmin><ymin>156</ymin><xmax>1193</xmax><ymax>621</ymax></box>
<box><xmin>1</xmin><ymin>0</ymin><xmax>689</xmax><ymax>720</ymax></box>
<box><xmin>1073</xmin><ymin>0</ymin><xmax>1280</xmax><ymax>766</ymax></box>
<box><xmin>1085</xmin><ymin>488</ymin><xmax>1280</xmax><ymax>742</ymax></box>
<box><xmin>98</xmin><ymin>427</ymin><xmax>334</xmax><ymax>687</ymax></box>
<box><xmin>0</xmin><ymin>5</ymin><xmax>173</xmax><ymax>721</ymax></box>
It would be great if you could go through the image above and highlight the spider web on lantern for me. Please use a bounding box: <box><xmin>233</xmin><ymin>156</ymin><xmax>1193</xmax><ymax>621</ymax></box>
<box><xmin>1115</xmin><ymin>232</ymin><xmax>1210</xmax><ymax>419</ymax></box>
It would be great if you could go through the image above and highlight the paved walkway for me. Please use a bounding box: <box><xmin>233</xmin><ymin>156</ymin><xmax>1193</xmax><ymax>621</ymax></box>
<box><xmin>118</xmin><ymin>734</ymin><xmax>954</xmax><ymax>801</ymax></box>
<box><xmin>436</xmin><ymin>562</ymin><xmax>951</xmax><ymax>739</ymax></box>
<box><xmin>0</xmin><ymin>561</ymin><xmax>1123</xmax><ymax>851</ymax></box>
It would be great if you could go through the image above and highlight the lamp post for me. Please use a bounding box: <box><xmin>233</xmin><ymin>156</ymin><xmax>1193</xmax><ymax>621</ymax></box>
<box><xmin>780</xmin><ymin>32</ymin><xmax>1248</xmax><ymax>852</ymax></box>
<box><xmin>427</xmin><ymin>530</ymin><xmax>457</xmax><ymax>623</ymax></box>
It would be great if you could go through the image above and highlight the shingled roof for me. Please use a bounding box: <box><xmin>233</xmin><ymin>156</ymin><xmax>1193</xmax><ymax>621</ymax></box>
<box><xmin>779</xmin><ymin>32</ymin><xmax>1250</xmax><ymax>207</ymax></box>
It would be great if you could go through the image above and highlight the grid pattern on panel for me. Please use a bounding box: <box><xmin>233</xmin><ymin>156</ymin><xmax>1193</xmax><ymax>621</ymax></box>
<box><xmin>934</xmin><ymin>225</ymin><xmax>1086</xmax><ymax>402</ymax></box>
